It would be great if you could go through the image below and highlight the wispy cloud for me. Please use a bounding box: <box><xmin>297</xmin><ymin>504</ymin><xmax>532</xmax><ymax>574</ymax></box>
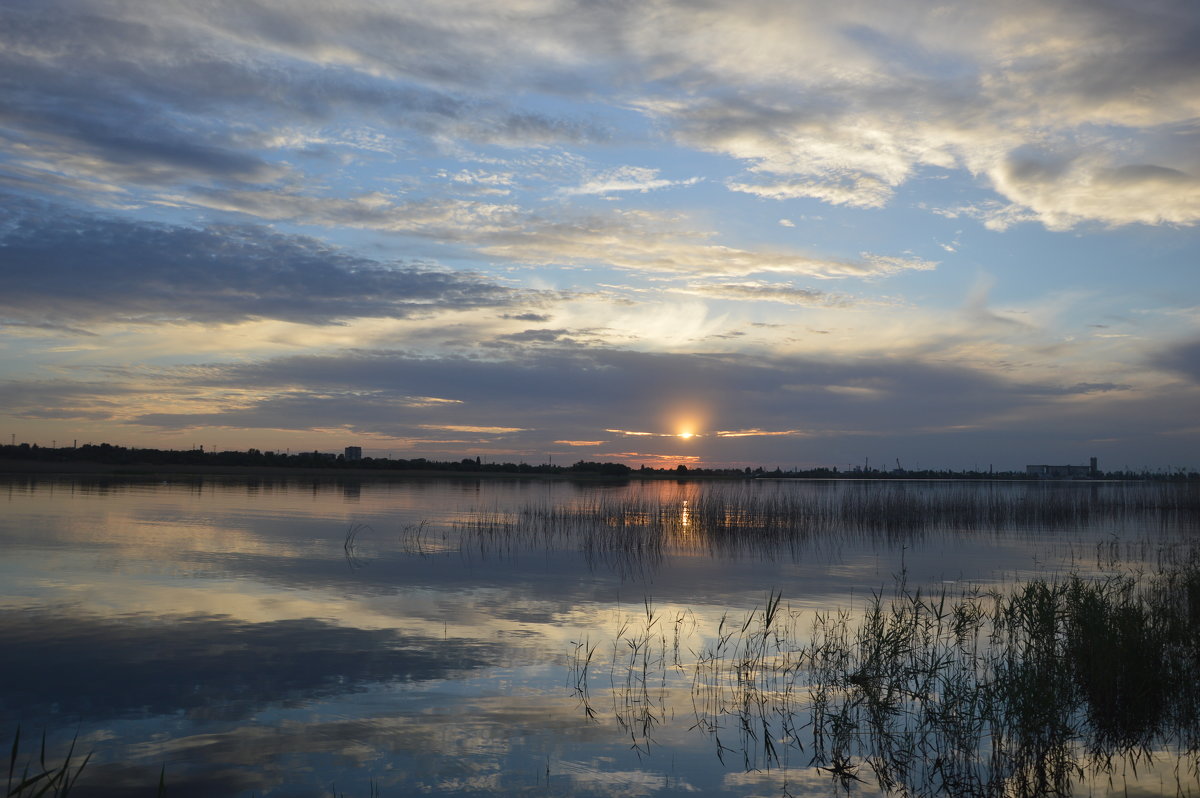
<box><xmin>418</xmin><ymin>424</ymin><xmax>527</xmax><ymax>434</ymax></box>
<box><xmin>678</xmin><ymin>282</ymin><xmax>850</xmax><ymax>306</ymax></box>
<box><xmin>151</xmin><ymin>184</ymin><xmax>934</xmax><ymax>280</ymax></box>
<box><xmin>478</xmin><ymin>211</ymin><xmax>938</xmax><ymax>278</ymax></box>
<box><xmin>715</xmin><ymin>428</ymin><xmax>809</xmax><ymax>438</ymax></box>
<box><xmin>561</xmin><ymin>166</ymin><xmax>701</xmax><ymax>196</ymax></box>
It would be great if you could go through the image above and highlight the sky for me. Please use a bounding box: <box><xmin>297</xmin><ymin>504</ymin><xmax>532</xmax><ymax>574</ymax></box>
<box><xmin>1</xmin><ymin>0</ymin><xmax>1199</xmax><ymax>471</ymax></box>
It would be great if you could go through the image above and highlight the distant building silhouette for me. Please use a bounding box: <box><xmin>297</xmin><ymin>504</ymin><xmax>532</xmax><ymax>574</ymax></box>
<box><xmin>1026</xmin><ymin>457</ymin><xmax>1097</xmax><ymax>478</ymax></box>
<box><xmin>344</xmin><ymin>446</ymin><xmax>362</xmax><ymax>461</ymax></box>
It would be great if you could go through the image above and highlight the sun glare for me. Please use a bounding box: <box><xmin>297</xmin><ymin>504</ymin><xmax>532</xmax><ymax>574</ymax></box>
<box><xmin>667</xmin><ymin>402</ymin><xmax>709</xmax><ymax>442</ymax></box>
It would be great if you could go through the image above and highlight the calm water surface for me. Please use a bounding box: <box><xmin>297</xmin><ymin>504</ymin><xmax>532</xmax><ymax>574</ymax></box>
<box><xmin>1</xmin><ymin>477</ymin><xmax>1196</xmax><ymax>797</ymax></box>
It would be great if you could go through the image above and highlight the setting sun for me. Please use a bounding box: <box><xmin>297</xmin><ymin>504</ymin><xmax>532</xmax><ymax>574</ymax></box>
<box><xmin>678</xmin><ymin>431</ymin><xmax>694</xmax><ymax>439</ymax></box>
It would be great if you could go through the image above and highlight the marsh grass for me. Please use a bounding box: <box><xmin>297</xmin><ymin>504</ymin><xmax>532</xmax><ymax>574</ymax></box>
<box><xmin>343</xmin><ymin>522</ymin><xmax>370</xmax><ymax>569</ymax></box>
<box><xmin>578</xmin><ymin>556</ymin><xmax>1200</xmax><ymax>797</ymax></box>
<box><xmin>445</xmin><ymin>482</ymin><xmax>1200</xmax><ymax>575</ymax></box>
<box><xmin>6</xmin><ymin>728</ymin><xmax>90</xmax><ymax>798</ymax></box>
<box><xmin>396</xmin><ymin>519</ymin><xmax>438</xmax><ymax>557</ymax></box>
<box><xmin>5</xmin><ymin>731</ymin><xmax>171</xmax><ymax>798</ymax></box>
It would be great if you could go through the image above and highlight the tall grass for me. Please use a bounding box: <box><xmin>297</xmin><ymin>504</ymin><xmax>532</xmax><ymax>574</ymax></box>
<box><xmin>5</xmin><ymin>731</ymin><xmax>169</xmax><ymax>798</ymax></box>
<box><xmin>7</xmin><ymin>728</ymin><xmax>90</xmax><ymax>798</ymax></box>
<box><xmin>445</xmin><ymin>482</ymin><xmax>1200</xmax><ymax>572</ymax></box>
<box><xmin>579</xmin><ymin>555</ymin><xmax>1200</xmax><ymax>797</ymax></box>
<box><xmin>343</xmin><ymin>522</ymin><xmax>369</xmax><ymax>568</ymax></box>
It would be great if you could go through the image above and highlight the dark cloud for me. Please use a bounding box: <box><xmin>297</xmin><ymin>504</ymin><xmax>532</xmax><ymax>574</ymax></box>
<box><xmin>0</xmin><ymin>202</ymin><xmax>524</xmax><ymax>325</ymax></box>
<box><xmin>495</xmin><ymin>328</ymin><xmax>574</xmax><ymax>343</ymax></box>
<box><xmin>1154</xmin><ymin>337</ymin><xmax>1200</xmax><ymax>382</ymax></box>
<box><xmin>683</xmin><ymin>281</ymin><xmax>847</xmax><ymax>306</ymax></box>
<box><xmin>3</xmin><ymin>0</ymin><xmax>1197</xmax><ymax>229</ymax></box>
<box><xmin>3</xmin><ymin>340</ymin><xmax>1196</xmax><ymax>467</ymax></box>
<box><xmin>1105</xmin><ymin>164</ymin><xmax>1194</xmax><ymax>185</ymax></box>
<box><xmin>1062</xmin><ymin>382</ymin><xmax>1133</xmax><ymax>394</ymax></box>
<box><xmin>0</xmin><ymin>319</ymin><xmax>98</xmax><ymax>336</ymax></box>
<box><xmin>501</xmin><ymin>313</ymin><xmax>553</xmax><ymax>322</ymax></box>
<box><xmin>0</xmin><ymin>0</ymin><xmax>604</xmax><ymax>197</ymax></box>
<box><xmin>69</xmin><ymin>344</ymin><xmax>1194</xmax><ymax>468</ymax></box>
<box><xmin>0</xmin><ymin>6</ymin><xmax>283</xmax><ymax>186</ymax></box>
<box><xmin>0</xmin><ymin>379</ymin><xmax>133</xmax><ymax>422</ymax></box>
<box><xmin>1030</xmin><ymin>0</ymin><xmax>1200</xmax><ymax>108</ymax></box>
<box><xmin>120</xmin><ymin>347</ymin><xmax>1027</xmax><ymax>441</ymax></box>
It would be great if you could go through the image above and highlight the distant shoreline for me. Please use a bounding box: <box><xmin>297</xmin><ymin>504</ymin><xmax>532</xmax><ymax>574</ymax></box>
<box><xmin>0</xmin><ymin>458</ymin><xmax>732</xmax><ymax>481</ymax></box>
<box><xmin>0</xmin><ymin>458</ymin><xmax>1165</xmax><ymax>483</ymax></box>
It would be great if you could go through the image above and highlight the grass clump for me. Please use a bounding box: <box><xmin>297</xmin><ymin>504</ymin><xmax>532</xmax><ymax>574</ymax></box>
<box><xmin>582</xmin><ymin>556</ymin><xmax>1200</xmax><ymax>797</ymax></box>
<box><xmin>7</xmin><ymin>728</ymin><xmax>90</xmax><ymax>798</ymax></box>
<box><xmin>814</xmin><ymin>565</ymin><xmax>1200</xmax><ymax>796</ymax></box>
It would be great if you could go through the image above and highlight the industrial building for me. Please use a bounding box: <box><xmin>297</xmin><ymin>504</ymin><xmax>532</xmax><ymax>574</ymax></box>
<box><xmin>1026</xmin><ymin>457</ymin><xmax>1097</xmax><ymax>478</ymax></box>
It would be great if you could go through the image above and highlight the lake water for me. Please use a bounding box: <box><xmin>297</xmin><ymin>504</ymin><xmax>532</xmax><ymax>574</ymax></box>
<box><xmin>2</xmin><ymin>476</ymin><xmax>1198</xmax><ymax>797</ymax></box>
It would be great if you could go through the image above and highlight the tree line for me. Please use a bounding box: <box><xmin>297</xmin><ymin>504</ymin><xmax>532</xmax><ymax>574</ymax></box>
<box><xmin>1</xmin><ymin>442</ymin><xmax>1194</xmax><ymax>480</ymax></box>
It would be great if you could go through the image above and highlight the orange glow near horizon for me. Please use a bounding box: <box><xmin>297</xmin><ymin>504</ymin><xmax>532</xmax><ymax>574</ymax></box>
<box><xmin>670</xmin><ymin>401</ymin><xmax>711</xmax><ymax>441</ymax></box>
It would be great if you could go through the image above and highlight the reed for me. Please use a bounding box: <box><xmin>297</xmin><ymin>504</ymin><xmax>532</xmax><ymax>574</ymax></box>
<box><xmin>582</xmin><ymin>553</ymin><xmax>1200</xmax><ymax>796</ymax></box>
<box><xmin>343</xmin><ymin>522</ymin><xmax>370</xmax><ymax>568</ymax></box>
<box><xmin>6</xmin><ymin>728</ymin><xmax>90</xmax><ymax>798</ymax></box>
<box><xmin>449</xmin><ymin>482</ymin><xmax>1200</xmax><ymax>574</ymax></box>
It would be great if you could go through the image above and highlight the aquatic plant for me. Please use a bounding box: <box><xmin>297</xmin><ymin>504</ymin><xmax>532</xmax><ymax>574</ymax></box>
<box><xmin>447</xmin><ymin>482</ymin><xmax>1200</xmax><ymax>575</ymax></box>
<box><xmin>5</xmin><ymin>731</ymin><xmax>172</xmax><ymax>798</ymax></box>
<box><xmin>578</xmin><ymin>555</ymin><xmax>1200</xmax><ymax>797</ymax></box>
<box><xmin>6</xmin><ymin>728</ymin><xmax>90</xmax><ymax>798</ymax></box>
<box><xmin>343</xmin><ymin>522</ymin><xmax>370</xmax><ymax>568</ymax></box>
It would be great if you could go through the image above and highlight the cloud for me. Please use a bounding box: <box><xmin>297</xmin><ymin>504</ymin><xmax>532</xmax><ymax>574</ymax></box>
<box><xmin>715</xmin><ymin>428</ymin><xmax>807</xmax><ymax>438</ymax></box>
<box><xmin>5</xmin><ymin>0</ymin><xmax>1199</xmax><ymax>231</ymax></box>
<box><xmin>6</xmin><ymin>341</ymin><xmax>1197</xmax><ymax>466</ymax></box>
<box><xmin>630</xmin><ymin>0</ymin><xmax>1200</xmax><ymax>228</ymax></box>
<box><xmin>175</xmin><ymin>190</ymin><xmax>525</xmax><ymax>237</ymax></box>
<box><xmin>0</xmin><ymin>0</ymin><xmax>606</xmax><ymax>203</ymax></box>
<box><xmin>0</xmin><ymin>201</ymin><xmax>525</xmax><ymax>325</ymax></box>
<box><xmin>1154</xmin><ymin>337</ymin><xmax>1200</xmax><ymax>382</ymax></box>
<box><xmin>727</xmin><ymin>174</ymin><xmax>897</xmax><ymax>209</ymax></box>
<box><xmin>501</xmin><ymin>312</ymin><xmax>552</xmax><ymax>322</ymax></box>
<box><xmin>418</xmin><ymin>424</ymin><xmax>526</xmax><ymax>434</ymax></box>
<box><xmin>561</xmin><ymin>166</ymin><xmax>700</xmax><ymax>196</ymax></box>
<box><xmin>962</xmin><ymin>274</ymin><xmax>1031</xmax><ymax>331</ymax></box>
<box><xmin>477</xmin><ymin>210</ymin><xmax>938</xmax><ymax>278</ymax></box>
<box><xmin>495</xmin><ymin>328</ymin><xmax>576</xmax><ymax>344</ymax></box>
<box><xmin>439</xmin><ymin>169</ymin><xmax>516</xmax><ymax>196</ymax></box>
<box><xmin>986</xmin><ymin>154</ymin><xmax>1200</xmax><ymax>230</ymax></box>
<box><xmin>1059</xmin><ymin>382</ymin><xmax>1133</xmax><ymax>394</ymax></box>
<box><xmin>0</xmin><ymin>319</ymin><xmax>99</xmax><ymax>337</ymax></box>
<box><xmin>0</xmin><ymin>0</ymin><xmax>1195</xmax><ymax>472</ymax></box>
<box><xmin>77</xmin><ymin>348</ymin><xmax>1053</xmax><ymax>445</ymax></box>
<box><xmin>178</xmin><ymin>189</ymin><xmax>933</xmax><ymax>280</ymax></box>
<box><xmin>0</xmin><ymin>378</ymin><xmax>134</xmax><ymax>422</ymax></box>
<box><xmin>679</xmin><ymin>281</ymin><xmax>849</xmax><ymax>306</ymax></box>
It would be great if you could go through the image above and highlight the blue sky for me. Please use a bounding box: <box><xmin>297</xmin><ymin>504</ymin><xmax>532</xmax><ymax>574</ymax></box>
<box><xmin>2</xmin><ymin>0</ymin><xmax>1199</xmax><ymax>470</ymax></box>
